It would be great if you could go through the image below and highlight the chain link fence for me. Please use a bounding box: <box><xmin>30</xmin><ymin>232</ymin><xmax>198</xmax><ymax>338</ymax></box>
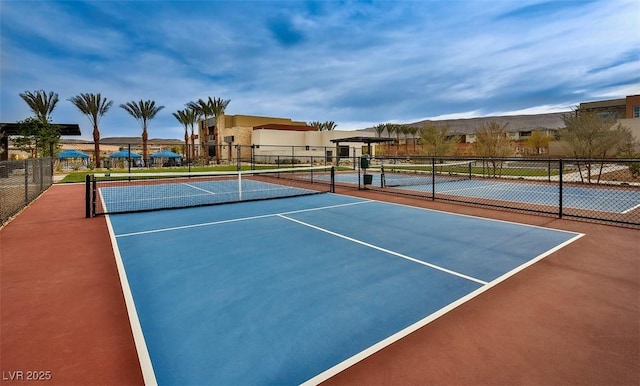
<box><xmin>9</xmin><ymin>145</ymin><xmax>637</xmax><ymax>228</ymax></box>
<box><xmin>344</xmin><ymin>156</ymin><xmax>640</xmax><ymax>228</ymax></box>
<box><xmin>1</xmin><ymin>158</ymin><xmax>53</xmax><ymax>225</ymax></box>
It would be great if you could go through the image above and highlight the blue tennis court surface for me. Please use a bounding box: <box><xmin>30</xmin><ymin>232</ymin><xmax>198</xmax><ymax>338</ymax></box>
<box><xmin>107</xmin><ymin>193</ymin><xmax>583</xmax><ymax>385</ymax></box>
<box><xmin>334</xmin><ymin>171</ymin><xmax>640</xmax><ymax>213</ymax></box>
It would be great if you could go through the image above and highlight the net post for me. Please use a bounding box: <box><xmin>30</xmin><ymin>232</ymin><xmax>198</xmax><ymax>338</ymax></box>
<box><xmin>331</xmin><ymin>166</ymin><xmax>335</xmax><ymax>193</ymax></box>
<box><xmin>238</xmin><ymin>171</ymin><xmax>243</xmax><ymax>201</ymax></box>
<box><xmin>92</xmin><ymin>175</ymin><xmax>97</xmax><ymax>217</ymax></box>
<box><xmin>85</xmin><ymin>174</ymin><xmax>91</xmax><ymax>218</ymax></box>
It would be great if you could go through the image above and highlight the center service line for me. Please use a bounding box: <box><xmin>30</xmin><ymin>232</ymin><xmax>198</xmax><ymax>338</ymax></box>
<box><xmin>277</xmin><ymin>214</ymin><xmax>488</xmax><ymax>285</ymax></box>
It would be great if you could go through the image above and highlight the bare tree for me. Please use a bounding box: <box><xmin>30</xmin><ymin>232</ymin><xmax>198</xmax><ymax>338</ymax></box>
<box><xmin>560</xmin><ymin>109</ymin><xmax>629</xmax><ymax>182</ymax></box>
<box><xmin>474</xmin><ymin>121</ymin><xmax>513</xmax><ymax>177</ymax></box>
<box><xmin>525</xmin><ymin>130</ymin><xmax>553</xmax><ymax>155</ymax></box>
<box><xmin>420</xmin><ymin>122</ymin><xmax>455</xmax><ymax>157</ymax></box>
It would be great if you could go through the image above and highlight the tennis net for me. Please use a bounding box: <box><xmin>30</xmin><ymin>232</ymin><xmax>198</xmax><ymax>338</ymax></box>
<box><xmin>380</xmin><ymin>161</ymin><xmax>472</xmax><ymax>187</ymax></box>
<box><xmin>86</xmin><ymin>166</ymin><xmax>335</xmax><ymax>216</ymax></box>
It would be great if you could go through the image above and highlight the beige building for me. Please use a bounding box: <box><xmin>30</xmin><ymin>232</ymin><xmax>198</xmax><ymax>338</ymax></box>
<box><xmin>197</xmin><ymin>114</ymin><xmax>377</xmax><ymax>163</ymax></box>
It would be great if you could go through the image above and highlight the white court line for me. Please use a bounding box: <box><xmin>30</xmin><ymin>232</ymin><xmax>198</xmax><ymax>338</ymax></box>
<box><xmin>115</xmin><ymin>200</ymin><xmax>372</xmax><ymax>238</ymax></box>
<box><xmin>301</xmin><ymin>228</ymin><xmax>584</xmax><ymax>386</ymax></box>
<box><xmin>105</xmin><ymin>215</ymin><xmax>158</xmax><ymax>386</ymax></box>
<box><xmin>622</xmin><ymin>202</ymin><xmax>640</xmax><ymax>214</ymax></box>
<box><xmin>182</xmin><ymin>182</ymin><xmax>216</xmax><ymax>195</ymax></box>
<box><xmin>278</xmin><ymin>214</ymin><xmax>488</xmax><ymax>286</ymax></box>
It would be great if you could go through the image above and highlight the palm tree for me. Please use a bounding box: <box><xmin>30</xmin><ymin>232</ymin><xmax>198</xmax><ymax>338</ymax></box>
<box><xmin>399</xmin><ymin>125</ymin><xmax>411</xmax><ymax>153</ymax></box>
<box><xmin>19</xmin><ymin>90</ymin><xmax>59</xmax><ymax>123</ymax></box>
<box><xmin>407</xmin><ymin>125</ymin><xmax>419</xmax><ymax>153</ymax></box>
<box><xmin>309</xmin><ymin>121</ymin><xmax>323</xmax><ymax>131</ymax></box>
<box><xmin>173</xmin><ymin>109</ymin><xmax>190</xmax><ymax>161</ymax></box>
<box><xmin>323</xmin><ymin>121</ymin><xmax>337</xmax><ymax>131</ymax></box>
<box><xmin>186</xmin><ymin>98</ymin><xmax>215</xmax><ymax>164</ymax></box>
<box><xmin>374</xmin><ymin>123</ymin><xmax>387</xmax><ymax>138</ymax></box>
<box><xmin>211</xmin><ymin>97</ymin><xmax>231</xmax><ymax>164</ymax></box>
<box><xmin>173</xmin><ymin>107</ymin><xmax>200</xmax><ymax>162</ymax></box>
<box><xmin>68</xmin><ymin>93</ymin><xmax>113</xmax><ymax>168</ymax></box>
<box><xmin>120</xmin><ymin>100</ymin><xmax>165</xmax><ymax>163</ymax></box>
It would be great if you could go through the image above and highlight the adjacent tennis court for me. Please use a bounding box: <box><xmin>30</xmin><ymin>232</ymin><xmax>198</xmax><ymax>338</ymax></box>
<box><xmin>333</xmin><ymin>169</ymin><xmax>640</xmax><ymax>214</ymax></box>
<box><xmin>105</xmin><ymin>185</ymin><xmax>583</xmax><ymax>384</ymax></box>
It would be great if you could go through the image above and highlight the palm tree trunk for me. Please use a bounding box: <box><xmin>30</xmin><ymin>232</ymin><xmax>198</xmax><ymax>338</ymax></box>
<box><xmin>215</xmin><ymin>115</ymin><xmax>222</xmax><ymax>164</ymax></box>
<box><xmin>142</xmin><ymin>128</ymin><xmax>148</xmax><ymax>165</ymax></box>
<box><xmin>184</xmin><ymin>129</ymin><xmax>189</xmax><ymax>163</ymax></box>
<box><xmin>190</xmin><ymin>130</ymin><xmax>195</xmax><ymax>161</ymax></box>
<box><xmin>93</xmin><ymin>125</ymin><xmax>101</xmax><ymax>168</ymax></box>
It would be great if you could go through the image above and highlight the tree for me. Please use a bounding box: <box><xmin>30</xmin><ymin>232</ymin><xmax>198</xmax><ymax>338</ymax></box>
<box><xmin>616</xmin><ymin>126</ymin><xmax>638</xmax><ymax>157</ymax></box>
<box><xmin>373</xmin><ymin>123</ymin><xmax>386</xmax><ymax>138</ymax></box>
<box><xmin>186</xmin><ymin>98</ymin><xmax>215</xmax><ymax>164</ymax></box>
<box><xmin>474</xmin><ymin>121</ymin><xmax>513</xmax><ymax>177</ymax></box>
<box><xmin>398</xmin><ymin>125</ymin><xmax>411</xmax><ymax>153</ymax></box>
<box><xmin>211</xmin><ymin>97</ymin><xmax>231</xmax><ymax>164</ymax></box>
<box><xmin>68</xmin><ymin>93</ymin><xmax>113</xmax><ymax>168</ymax></box>
<box><xmin>420</xmin><ymin>122</ymin><xmax>455</xmax><ymax>157</ymax></box>
<box><xmin>323</xmin><ymin>121</ymin><xmax>337</xmax><ymax>131</ymax></box>
<box><xmin>173</xmin><ymin>107</ymin><xmax>200</xmax><ymax>162</ymax></box>
<box><xmin>186</xmin><ymin>107</ymin><xmax>201</xmax><ymax>161</ymax></box>
<box><xmin>120</xmin><ymin>100</ymin><xmax>165</xmax><ymax>162</ymax></box>
<box><xmin>309</xmin><ymin>121</ymin><xmax>337</xmax><ymax>131</ymax></box>
<box><xmin>525</xmin><ymin>130</ymin><xmax>553</xmax><ymax>155</ymax></box>
<box><xmin>560</xmin><ymin>110</ymin><xmax>627</xmax><ymax>158</ymax></box>
<box><xmin>407</xmin><ymin>125</ymin><xmax>419</xmax><ymax>153</ymax></box>
<box><xmin>13</xmin><ymin>117</ymin><xmax>61</xmax><ymax>157</ymax></box>
<box><xmin>309</xmin><ymin>121</ymin><xmax>323</xmax><ymax>131</ymax></box>
<box><xmin>560</xmin><ymin>109</ymin><xmax>629</xmax><ymax>182</ymax></box>
<box><xmin>19</xmin><ymin>90</ymin><xmax>59</xmax><ymax>123</ymax></box>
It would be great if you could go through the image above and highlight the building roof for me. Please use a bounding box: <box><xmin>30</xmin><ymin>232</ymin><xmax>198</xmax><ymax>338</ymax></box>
<box><xmin>0</xmin><ymin>122</ymin><xmax>81</xmax><ymax>136</ymax></box>
<box><xmin>330</xmin><ymin>136</ymin><xmax>396</xmax><ymax>144</ymax></box>
<box><xmin>253</xmin><ymin>123</ymin><xmax>316</xmax><ymax>131</ymax></box>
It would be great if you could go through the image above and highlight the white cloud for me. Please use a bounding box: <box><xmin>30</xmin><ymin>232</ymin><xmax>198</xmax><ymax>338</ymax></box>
<box><xmin>1</xmin><ymin>0</ymin><xmax>638</xmax><ymax>138</ymax></box>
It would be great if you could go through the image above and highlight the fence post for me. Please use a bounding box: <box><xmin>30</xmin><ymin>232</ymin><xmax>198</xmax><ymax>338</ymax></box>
<box><xmin>39</xmin><ymin>158</ymin><xmax>44</xmax><ymax>191</ymax></box>
<box><xmin>85</xmin><ymin>174</ymin><xmax>91</xmax><ymax>218</ymax></box>
<box><xmin>431</xmin><ymin>157</ymin><xmax>436</xmax><ymax>201</ymax></box>
<box><xmin>251</xmin><ymin>145</ymin><xmax>255</xmax><ymax>170</ymax></box>
<box><xmin>558</xmin><ymin>158</ymin><xmax>563</xmax><ymax>218</ymax></box>
<box><xmin>24</xmin><ymin>159</ymin><xmax>29</xmax><ymax>205</ymax></box>
<box><xmin>236</xmin><ymin>145</ymin><xmax>241</xmax><ymax>171</ymax></box>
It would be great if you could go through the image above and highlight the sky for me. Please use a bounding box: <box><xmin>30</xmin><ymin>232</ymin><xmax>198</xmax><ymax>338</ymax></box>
<box><xmin>1</xmin><ymin>0</ymin><xmax>639</xmax><ymax>140</ymax></box>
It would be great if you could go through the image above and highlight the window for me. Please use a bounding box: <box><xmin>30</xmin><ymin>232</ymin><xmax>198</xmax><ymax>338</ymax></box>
<box><xmin>597</xmin><ymin>111</ymin><xmax>619</xmax><ymax>119</ymax></box>
<box><xmin>634</xmin><ymin>106</ymin><xmax>640</xmax><ymax>118</ymax></box>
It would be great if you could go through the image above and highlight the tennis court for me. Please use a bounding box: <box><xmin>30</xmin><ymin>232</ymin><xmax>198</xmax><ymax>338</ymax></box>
<box><xmin>3</xmin><ymin>182</ymin><xmax>640</xmax><ymax>385</ymax></box>
<box><xmin>334</xmin><ymin>169</ymin><xmax>640</xmax><ymax>214</ymax></box>
<box><xmin>104</xmin><ymin>178</ymin><xmax>583</xmax><ymax>384</ymax></box>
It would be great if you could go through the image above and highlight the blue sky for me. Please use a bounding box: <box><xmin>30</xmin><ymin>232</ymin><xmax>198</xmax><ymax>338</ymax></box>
<box><xmin>1</xmin><ymin>0</ymin><xmax>639</xmax><ymax>140</ymax></box>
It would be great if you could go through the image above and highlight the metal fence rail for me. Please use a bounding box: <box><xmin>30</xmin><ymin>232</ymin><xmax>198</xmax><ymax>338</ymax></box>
<box><xmin>352</xmin><ymin>157</ymin><xmax>640</xmax><ymax>228</ymax></box>
<box><xmin>1</xmin><ymin>158</ymin><xmax>53</xmax><ymax>225</ymax></box>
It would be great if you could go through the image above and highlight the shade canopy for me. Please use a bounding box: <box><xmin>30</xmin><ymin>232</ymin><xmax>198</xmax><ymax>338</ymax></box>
<box><xmin>109</xmin><ymin>150</ymin><xmax>141</xmax><ymax>158</ymax></box>
<box><xmin>57</xmin><ymin>149</ymin><xmax>90</xmax><ymax>159</ymax></box>
<box><xmin>150</xmin><ymin>149</ymin><xmax>181</xmax><ymax>159</ymax></box>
